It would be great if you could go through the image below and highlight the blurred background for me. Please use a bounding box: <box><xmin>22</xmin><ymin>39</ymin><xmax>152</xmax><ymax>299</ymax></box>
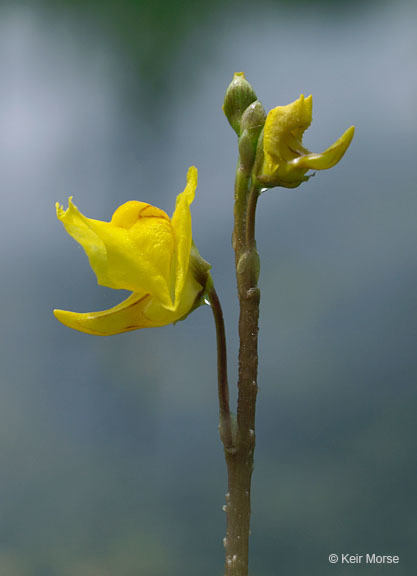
<box><xmin>1</xmin><ymin>0</ymin><xmax>416</xmax><ymax>574</ymax></box>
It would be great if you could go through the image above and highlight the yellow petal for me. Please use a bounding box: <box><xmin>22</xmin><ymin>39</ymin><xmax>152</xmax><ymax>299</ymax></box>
<box><xmin>264</xmin><ymin>94</ymin><xmax>313</xmax><ymax>167</ymax></box>
<box><xmin>54</xmin><ymin>272</ymin><xmax>203</xmax><ymax>335</ymax></box>
<box><xmin>259</xmin><ymin>94</ymin><xmax>354</xmax><ymax>189</ymax></box>
<box><xmin>170</xmin><ymin>166</ymin><xmax>198</xmax><ymax>307</ymax></box>
<box><xmin>56</xmin><ymin>197</ymin><xmax>110</xmax><ymax>284</ymax></box>
<box><xmin>54</xmin><ymin>292</ymin><xmax>153</xmax><ymax>336</ymax></box>
<box><xmin>111</xmin><ymin>201</ymin><xmax>170</xmax><ymax>228</ymax></box>
<box><xmin>295</xmin><ymin>126</ymin><xmax>355</xmax><ymax>170</ymax></box>
<box><xmin>145</xmin><ymin>268</ymin><xmax>203</xmax><ymax>325</ymax></box>
<box><xmin>56</xmin><ymin>198</ymin><xmax>175</xmax><ymax>307</ymax></box>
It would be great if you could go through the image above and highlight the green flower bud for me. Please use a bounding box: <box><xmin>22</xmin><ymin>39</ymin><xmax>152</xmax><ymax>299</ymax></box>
<box><xmin>223</xmin><ymin>72</ymin><xmax>257</xmax><ymax>136</ymax></box>
<box><xmin>240</xmin><ymin>100</ymin><xmax>266</xmax><ymax>144</ymax></box>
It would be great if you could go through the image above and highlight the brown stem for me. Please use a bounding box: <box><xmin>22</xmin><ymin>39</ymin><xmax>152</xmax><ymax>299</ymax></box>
<box><xmin>224</xmin><ymin>167</ymin><xmax>260</xmax><ymax>576</ymax></box>
<box><xmin>207</xmin><ymin>277</ymin><xmax>233</xmax><ymax>451</ymax></box>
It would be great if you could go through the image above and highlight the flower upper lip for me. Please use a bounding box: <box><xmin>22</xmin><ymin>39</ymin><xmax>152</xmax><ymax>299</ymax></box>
<box><xmin>257</xmin><ymin>94</ymin><xmax>354</xmax><ymax>189</ymax></box>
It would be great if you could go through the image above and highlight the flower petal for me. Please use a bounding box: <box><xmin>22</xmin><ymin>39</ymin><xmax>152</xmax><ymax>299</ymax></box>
<box><xmin>56</xmin><ymin>198</ymin><xmax>175</xmax><ymax>306</ymax></box>
<box><xmin>264</xmin><ymin>94</ymin><xmax>312</xmax><ymax>167</ymax></box>
<box><xmin>53</xmin><ymin>292</ymin><xmax>153</xmax><ymax>336</ymax></box>
<box><xmin>170</xmin><ymin>166</ymin><xmax>199</xmax><ymax>307</ymax></box>
<box><xmin>295</xmin><ymin>126</ymin><xmax>355</xmax><ymax>170</ymax></box>
<box><xmin>145</xmin><ymin>268</ymin><xmax>203</xmax><ymax>325</ymax></box>
<box><xmin>111</xmin><ymin>201</ymin><xmax>170</xmax><ymax>228</ymax></box>
<box><xmin>56</xmin><ymin>197</ymin><xmax>111</xmax><ymax>284</ymax></box>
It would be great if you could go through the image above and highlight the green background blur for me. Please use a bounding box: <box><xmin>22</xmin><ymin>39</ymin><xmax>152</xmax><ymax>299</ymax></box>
<box><xmin>1</xmin><ymin>0</ymin><xmax>416</xmax><ymax>574</ymax></box>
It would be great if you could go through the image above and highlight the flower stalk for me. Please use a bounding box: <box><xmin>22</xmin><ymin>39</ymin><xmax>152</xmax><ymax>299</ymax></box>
<box><xmin>206</xmin><ymin>276</ymin><xmax>234</xmax><ymax>452</ymax></box>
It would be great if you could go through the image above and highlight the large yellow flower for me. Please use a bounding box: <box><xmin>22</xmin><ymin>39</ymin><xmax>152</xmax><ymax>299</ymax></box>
<box><xmin>257</xmin><ymin>94</ymin><xmax>354</xmax><ymax>188</ymax></box>
<box><xmin>54</xmin><ymin>167</ymin><xmax>206</xmax><ymax>336</ymax></box>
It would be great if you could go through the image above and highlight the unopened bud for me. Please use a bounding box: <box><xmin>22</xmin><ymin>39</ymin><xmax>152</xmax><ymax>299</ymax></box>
<box><xmin>240</xmin><ymin>100</ymin><xmax>266</xmax><ymax>143</ymax></box>
<box><xmin>223</xmin><ymin>72</ymin><xmax>257</xmax><ymax>136</ymax></box>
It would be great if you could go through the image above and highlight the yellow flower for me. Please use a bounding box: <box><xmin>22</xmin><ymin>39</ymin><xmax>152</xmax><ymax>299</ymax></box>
<box><xmin>54</xmin><ymin>166</ymin><xmax>206</xmax><ymax>336</ymax></box>
<box><xmin>257</xmin><ymin>94</ymin><xmax>354</xmax><ymax>188</ymax></box>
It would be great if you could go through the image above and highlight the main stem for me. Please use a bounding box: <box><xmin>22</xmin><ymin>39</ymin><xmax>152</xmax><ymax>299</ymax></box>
<box><xmin>224</xmin><ymin>164</ymin><xmax>261</xmax><ymax>576</ymax></box>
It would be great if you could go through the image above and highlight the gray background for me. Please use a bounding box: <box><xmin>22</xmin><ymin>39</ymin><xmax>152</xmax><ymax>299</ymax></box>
<box><xmin>0</xmin><ymin>0</ymin><xmax>416</xmax><ymax>574</ymax></box>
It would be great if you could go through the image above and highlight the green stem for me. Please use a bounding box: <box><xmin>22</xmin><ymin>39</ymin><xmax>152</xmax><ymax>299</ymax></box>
<box><xmin>232</xmin><ymin>166</ymin><xmax>250</xmax><ymax>265</ymax></box>
<box><xmin>246</xmin><ymin>183</ymin><xmax>261</xmax><ymax>249</ymax></box>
